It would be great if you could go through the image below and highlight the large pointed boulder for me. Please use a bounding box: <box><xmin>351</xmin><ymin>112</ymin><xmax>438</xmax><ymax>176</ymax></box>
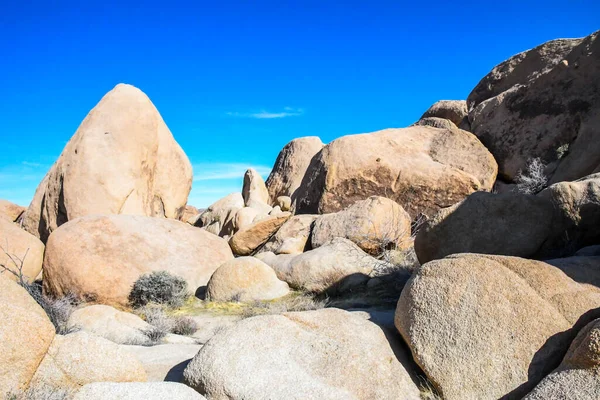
<box><xmin>22</xmin><ymin>84</ymin><xmax>193</xmax><ymax>242</ymax></box>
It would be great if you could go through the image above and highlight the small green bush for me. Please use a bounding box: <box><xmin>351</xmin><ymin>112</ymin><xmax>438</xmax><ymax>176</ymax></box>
<box><xmin>129</xmin><ymin>271</ymin><xmax>188</xmax><ymax>308</ymax></box>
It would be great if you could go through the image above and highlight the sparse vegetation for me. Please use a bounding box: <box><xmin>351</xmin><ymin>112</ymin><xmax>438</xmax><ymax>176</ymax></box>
<box><xmin>515</xmin><ymin>157</ymin><xmax>548</xmax><ymax>195</ymax></box>
<box><xmin>129</xmin><ymin>271</ymin><xmax>189</xmax><ymax>308</ymax></box>
<box><xmin>239</xmin><ymin>293</ymin><xmax>328</xmax><ymax>319</ymax></box>
<box><xmin>556</xmin><ymin>143</ymin><xmax>570</xmax><ymax>160</ymax></box>
<box><xmin>135</xmin><ymin>303</ymin><xmax>199</xmax><ymax>342</ymax></box>
<box><xmin>171</xmin><ymin>315</ymin><xmax>198</xmax><ymax>335</ymax></box>
<box><xmin>0</xmin><ymin>245</ymin><xmax>78</xmax><ymax>334</ymax></box>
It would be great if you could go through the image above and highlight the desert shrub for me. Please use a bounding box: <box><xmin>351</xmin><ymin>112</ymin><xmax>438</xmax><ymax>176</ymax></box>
<box><xmin>129</xmin><ymin>271</ymin><xmax>188</xmax><ymax>308</ymax></box>
<box><xmin>141</xmin><ymin>326</ymin><xmax>167</xmax><ymax>345</ymax></box>
<box><xmin>515</xmin><ymin>158</ymin><xmax>548</xmax><ymax>195</ymax></box>
<box><xmin>0</xmin><ymin>246</ymin><xmax>78</xmax><ymax>334</ymax></box>
<box><xmin>171</xmin><ymin>315</ymin><xmax>198</xmax><ymax>335</ymax></box>
<box><xmin>556</xmin><ymin>143</ymin><xmax>570</xmax><ymax>160</ymax></box>
<box><xmin>240</xmin><ymin>294</ymin><xmax>327</xmax><ymax>319</ymax></box>
<box><xmin>139</xmin><ymin>304</ymin><xmax>173</xmax><ymax>332</ymax></box>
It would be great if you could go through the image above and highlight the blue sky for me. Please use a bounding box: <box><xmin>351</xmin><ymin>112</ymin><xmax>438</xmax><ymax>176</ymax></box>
<box><xmin>1</xmin><ymin>1</ymin><xmax>598</xmax><ymax>207</ymax></box>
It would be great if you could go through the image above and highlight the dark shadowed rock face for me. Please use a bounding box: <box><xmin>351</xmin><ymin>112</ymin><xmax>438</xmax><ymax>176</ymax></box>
<box><xmin>294</xmin><ymin>126</ymin><xmax>497</xmax><ymax>218</ymax></box>
<box><xmin>468</xmin><ymin>31</ymin><xmax>600</xmax><ymax>182</ymax></box>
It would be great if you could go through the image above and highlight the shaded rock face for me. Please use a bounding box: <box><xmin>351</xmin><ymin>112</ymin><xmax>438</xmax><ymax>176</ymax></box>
<box><xmin>22</xmin><ymin>84</ymin><xmax>193</xmax><ymax>243</ymax></box>
<box><xmin>268</xmin><ymin>238</ymin><xmax>381</xmax><ymax>293</ymax></box>
<box><xmin>311</xmin><ymin>196</ymin><xmax>411</xmax><ymax>256</ymax></box>
<box><xmin>524</xmin><ymin>318</ymin><xmax>600</xmax><ymax>400</ymax></box>
<box><xmin>294</xmin><ymin>126</ymin><xmax>497</xmax><ymax>218</ymax></box>
<box><xmin>183</xmin><ymin>308</ymin><xmax>420</xmax><ymax>400</ymax></box>
<box><xmin>206</xmin><ymin>257</ymin><xmax>290</xmax><ymax>302</ymax></box>
<box><xmin>0</xmin><ymin>217</ymin><xmax>44</xmax><ymax>282</ymax></box>
<box><xmin>419</xmin><ymin>100</ymin><xmax>468</xmax><ymax>127</ymax></box>
<box><xmin>0</xmin><ymin>276</ymin><xmax>56</xmax><ymax>395</ymax></box>
<box><xmin>468</xmin><ymin>31</ymin><xmax>600</xmax><ymax>182</ymax></box>
<box><xmin>228</xmin><ymin>215</ymin><xmax>290</xmax><ymax>256</ymax></box>
<box><xmin>30</xmin><ymin>331</ymin><xmax>147</xmax><ymax>389</ymax></box>
<box><xmin>265</xmin><ymin>136</ymin><xmax>324</xmax><ymax>205</ymax></box>
<box><xmin>258</xmin><ymin>214</ymin><xmax>317</xmax><ymax>255</ymax></box>
<box><xmin>395</xmin><ymin>254</ymin><xmax>600</xmax><ymax>400</ymax></box>
<box><xmin>195</xmin><ymin>192</ymin><xmax>244</xmax><ymax>237</ymax></box>
<box><xmin>43</xmin><ymin>215</ymin><xmax>233</xmax><ymax>306</ymax></box>
<box><xmin>416</xmin><ymin>173</ymin><xmax>600</xmax><ymax>263</ymax></box>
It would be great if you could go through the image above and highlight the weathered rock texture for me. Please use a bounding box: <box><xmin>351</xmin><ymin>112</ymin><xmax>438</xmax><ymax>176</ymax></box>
<box><xmin>396</xmin><ymin>254</ymin><xmax>600</xmax><ymax>400</ymax></box>
<box><xmin>31</xmin><ymin>331</ymin><xmax>147</xmax><ymax>389</ymax></box>
<box><xmin>0</xmin><ymin>276</ymin><xmax>55</xmax><ymax>395</ymax></box>
<box><xmin>420</xmin><ymin>100</ymin><xmax>468</xmax><ymax>126</ymax></box>
<box><xmin>0</xmin><ymin>217</ymin><xmax>44</xmax><ymax>282</ymax></box>
<box><xmin>294</xmin><ymin>126</ymin><xmax>497</xmax><ymax>218</ymax></box>
<box><xmin>43</xmin><ymin>215</ymin><xmax>233</xmax><ymax>306</ymax></box>
<box><xmin>22</xmin><ymin>84</ymin><xmax>193</xmax><ymax>243</ymax></box>
<box><xmin>258</xmin><ymin>214</ymin><xmax>317</xmax><ymax>255</ymax></box>
<box><xmin>311</xmin><ymin>196</ymin><xmax>411</xmax><ymax>255</ymax></box>
<box><xmin>265</xmin><ymin>136</ymin><xmax>324</xmax><ymax>205</ymax></box>
<box><xmin>0</xmin><ymin>200</ymin><xmax>25</xmax><ymax>222</ymax></box>
<box><xmin>195</xmin><ymin>192</ymin><xmax>244</xmax><ymax>237</ymax></box>
<box><xmin>416</xmin><ymin>173</ymin><xmax>600</xmax><ymax>263</ymax></box>
<box><xmin>228</xmin><ymin>215</ymin><xmax>290</xmax><ymax>256</ymax></box>
<box><xmin>184</xmin><ymin>308</ymin><xmax>420</xmax><ymax>400</ymax></box>
<box><xmin>468</xmin><ymin>31</ymin><xmax>600</xmax><ymax>183</ymax></box>
<box><xmin>524</xmin><ymin>318</ymin><xmax>600</xmax><ymax>399</ymax></box>
<box><xmin>206</xmin><ymin>257</ymin><xmax>290</xmax><ymax>302</ymax></box>
<box><xmin>74</xmin><ymin>382</ymin><xmax>206</xmax><ymax>400</ymax></box>
<box><xmin>242</xmin><ymin>168</ymin><xmax>271</xmax><ymax>209</ymax></box>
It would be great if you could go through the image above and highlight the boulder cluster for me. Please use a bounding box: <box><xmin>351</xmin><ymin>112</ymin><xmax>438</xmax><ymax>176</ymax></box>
<box><xmin>1</xmin><ymin>30</ymin><xmax>599</xmax><ymax>399</ymax></box>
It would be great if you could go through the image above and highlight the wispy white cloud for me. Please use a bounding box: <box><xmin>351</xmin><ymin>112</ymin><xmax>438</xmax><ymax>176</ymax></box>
<box><xmin>192</xmin><ymin>163</ymin><xmax>271</xmax><ymax>182</ymax></box>
<box><xmin>226</xmin><ymin>107</ymin><xmax>304</xmax><ymax>119</ymax></box>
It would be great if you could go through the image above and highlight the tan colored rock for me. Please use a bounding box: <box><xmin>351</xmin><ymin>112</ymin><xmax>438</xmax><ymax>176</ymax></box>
<box><xmin>266</xmin><ymin>136</ymin><xmax>324</xmax><ymax>205</ymax></box>
<box><xmin>0</xmin><ymin>200</ymin><xmax>25</xmax><ymax>222</ymax></box>
<box><xmin>22</xmin><ymin>84</ymin><xmax>192</xmax><ymax>243</ymax></box>
<box><xmin>234</xmin><ymin>207</ymin><xmax>260</xmax><ymax>231</ymax></box>
<box><xmin>180</xmin><ymin>205</ymin><xmax>200</xmax><ymax>224</ymax></box>
<box><xmin>524</xmin><ymin>318</ymin><xmax>600</xmax><ymax>399</ymax></box>
<box><xmin>468</xmin><ymin>32</ymin><xmax>600</xmax><ymax>182</ymax></box>
<box><xmin>311</xmin><ymin>196</ymin><xmax>411</xmax><ymax>256</ymax></box>
<box><xmin>412</xmin><ymin>117</ymin><xmax>457</xmax><ymax>130</ymax></box>
<box><xmin>31</xmin><ymin>331</ymin><xmax>147</xmax><ymax>389</ymax></box>
<box><xmin>254</xmin><ymin>252</ymin><xmax>296</xmax><ymax>276</ymax></box>
<box><xmin>242</xmin><ymin>168</ymin><xmax>270</xmax><ymax>207</ymax></box>
<box><xmin>272</xmin><ymin>238</ymin><xmax>380</xmax><ymax>293</ymax></box>
<box><xmin>258</xmin><ymin>214</ymin><xmax>317</xmax><ymax>255</ymax></box>
<box><xmin>68</xmin><ymin>305</ymin><xmax>151</xmax><ymax>345</ymax></box>
<box><xmin>74</xmin><ymin>382</ymin><xmax>206</xmax><ymax>400</ymax></box>
<box><xmin>0</xmin><ymin>276</ymin><xmax>55</xmax><ymax>395</ymax></box>
<box><xmin>294</xmin><ymin>126</ymin><xmax>497</xmax><ymax>217</ymax></box>
<box><xmin>122</xmin><ymin>344</ymin><xmax>201</xmax><ymax>382</ymax></box>
<box><xmin>0</xmin><ymin>218</ymin><xmax>44</xmax><ymax>282</ymax></box>
<box><xmin>206</xmin><ymin>257</ymin><xmax>290</xmax><ymax>302</ymax></box>
<box><xmin>184</xmin><ymin>308</ymin><xmax>420</xmax><ymax>400</ymax></box>
<box><xmin>395</xmin><ymin>254</ymin><xmax>600</xmax><ymax>400</ymax></box>
<box><xmin>420</xmin><ymin>100</ymin><xmax>468</xmax><ymax>126</ymax></box>
<box><xmin>195</xmin><ymin>193</ymin><xmax>244</xmax><ymax>237</ymax></box>
<box><xmin>43</xmin><ymin>215</ymin><xmax>233</xmax><ymax>306</ymax></box>
<box><xmin>228</xmin><ymin>215</ymin><xmax>290</xmax><ymax>256</ymax></box>
<box><xmin>416</xmin><ymin>173</ymin><xmax>600</xmax><ymax>263</ymax></box>
<box><xmin>414</xmin><ymin>191</ymin><xmax>556</xmax><ymax>263</ymax></box>
<box><xmin>275</xmin><ymin>195</ymin><xmax>291</xmax><ymax>211</ymax></box>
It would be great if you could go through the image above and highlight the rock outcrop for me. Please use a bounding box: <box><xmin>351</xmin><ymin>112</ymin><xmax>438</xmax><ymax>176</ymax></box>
<box><xmin>258</xmin><ymin>214</ymin><xmax>317</xmax><ymax>255</ymax></box>
<box><xmin>22</xmin><ymin>84</ymin><xmax>193</xmax><ymax>243</ymax></box>
<box><xmin>468</xmin><ymin>31</ymin><xmax>600</xmax><ymax>183</ymax></box>
<box><xmin>0</xmin><ymin>276</ymin><xmax>55</xmax><ymax>395</ymax></box>
<box><xmin>419</xmin><ymin>100</ymin><xmax>468</xmax><ymax>127</ymax></box>
<box><xmin>0</xmin><ymin>200</ymin><xmax>25</xmax><ymax>222</ymax></box>
<box><xmin>43</xmin><ymin>215</ymin><xmax>233</xmax><ymax>306</ymax></box>
<box><xmin>294</xmin><ymin>126</ymin><xmax>497</xmax><ymax>217</ymax></box>
<box><xmin>228</xmin><ymin>215</ymin><xmax>290</xmax><ymax>256</ymax></box>
<box><xmin>396</xmin><ymin>253</ymin><xmax>600</xmax><ymax>400</ymax></box>
<box><xmin>265</xmin><ymin>136</ymin><xmax>324</xmax><ymax>205</ymax></box>
<box><xmin>242</xmin><ymin>168</ymin><xmax>271</xmax><ymax>210</ymax></box>
<box><xmin>0</xmin><ymin>218</ymin><xmax>44</xmax><ymax>282</ymax></box>
<box><xmin>206</xmin><ymin>257</ymin><xmax>290</xmax><ymax>302</ymax></box>
<box><xmin>184</xmin><ymin>308</ymin><xmax>420</xmax><ymax>399</ymax></box>
<box><xmin>311</xmin><ymin>196</ymin><xmax>411</xmax><ymax>256</ymax></box>
<box><xmin>195</xmin><ymin>192</ymin><xmax>244</xmax><ymax>237</ymax></box>
<box><xmin>73</xmin><ymin>382</ymin><xmax>206</xmax><ymax>400</ymax></box>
